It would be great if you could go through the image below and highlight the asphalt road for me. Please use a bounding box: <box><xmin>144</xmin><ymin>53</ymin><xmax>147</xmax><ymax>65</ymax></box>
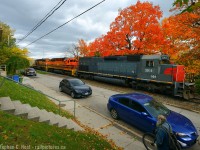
<box><xmin>31</xmin><ymin>73</ymin><xmax>200</xmax><ymax>149</ymax></box>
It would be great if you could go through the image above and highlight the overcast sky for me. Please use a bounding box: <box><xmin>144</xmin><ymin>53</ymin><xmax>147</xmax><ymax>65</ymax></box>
<box><xmin>0</xmin><ymin>0</ymin><xmax>174</xmax><ymax>59</ymax></box>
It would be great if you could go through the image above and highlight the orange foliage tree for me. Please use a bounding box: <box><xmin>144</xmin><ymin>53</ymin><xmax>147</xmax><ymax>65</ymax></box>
<box><xmin>86</xmin><ymin>1</ymin><xmax>166</xmax><ymax>57</ymax></box>
<box><xmin>78</xmin><ymin>39</ymin><xmax>89</xmax><ymax>57</ymax></box>
<box><xmin>162</xmin><ymin>12</ymin><xmax>200</xmax><ymax>73</ymax></box>
<box><xmin>87</xmin><ymin>36</ymin><xmax>105</xmax><ymax>56</ymax></box>
<box><xmin>107</xmin><ymin>1</ymin><xmax>165</xmax><ymax>55</ymax></box>
<box><xmin>166</xmin><ymin>0</ymin><xmax>200</xmax><ymax>74</ymax></box>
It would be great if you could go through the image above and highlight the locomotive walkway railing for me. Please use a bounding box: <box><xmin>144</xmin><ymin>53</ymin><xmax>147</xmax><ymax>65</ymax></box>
<box><xmin>0</xmin><ymin>75</ymin><xmax>76</xmax><ymax>117</ymax></box>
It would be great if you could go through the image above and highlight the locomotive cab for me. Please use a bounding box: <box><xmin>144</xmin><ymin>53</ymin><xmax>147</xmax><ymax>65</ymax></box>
<box><xmin>139</xmin><ymin>55</ymin><xmax>184</xmax><ymax>83</ymax></box>
<box><xmin>139</xmin><ymin>55</ymin><xmax>174</xmax><ymax>83</ymax></box>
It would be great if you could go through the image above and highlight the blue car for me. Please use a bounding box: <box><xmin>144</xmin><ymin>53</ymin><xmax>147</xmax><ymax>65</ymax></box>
<box><xmin>107</xmin><ymin>93</ymin><xmax>199</xmax><ymax>148</ymax></box>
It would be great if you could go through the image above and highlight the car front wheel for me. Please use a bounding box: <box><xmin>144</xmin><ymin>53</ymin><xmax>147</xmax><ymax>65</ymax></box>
<box><xmin>110</xmin><ymin>109</ymin><xmax>119</xmax><ymax>119</ymax></box>
<box><xmin>71</xmin><ymin>92</ymin><xmax>75</xmax><ymax>98</ymax></box>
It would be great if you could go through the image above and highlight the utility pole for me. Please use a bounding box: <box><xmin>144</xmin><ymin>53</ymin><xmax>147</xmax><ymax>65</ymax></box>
<box><xmin>7</xmin><ymin>35</ymin><xmax>9</xmax><ymax>46</ymax></box>
<box><xmin>0</xmin><ymin>27</ymin><xmax>3</xmax><ymax>42</ymax></box>
<box><xmin>7</xmin><ymin>33</ymin><xmax>13</xmax><ymax>47</ymax></box>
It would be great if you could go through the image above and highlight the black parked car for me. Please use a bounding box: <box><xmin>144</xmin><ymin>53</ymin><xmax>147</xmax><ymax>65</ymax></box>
<box><xmin>24</xmin><ymin>68</ymin><xmax>37</xmax><ymax>76</ymax></box>
<box><xmin>59</xmin><ymin>78</ymin><xmax>92</xmax><ymax>98</ymax></box>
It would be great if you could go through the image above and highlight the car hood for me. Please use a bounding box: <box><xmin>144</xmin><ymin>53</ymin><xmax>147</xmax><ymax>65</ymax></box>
<box><xmin>73</xmin><ymin>85</ymin><xmax>90</xmax><ymax>90</ymax></box>
<box><xmin>167</xmin><ymin>111</ymin><xmax>197</xmax><ymax>133</ymax></box>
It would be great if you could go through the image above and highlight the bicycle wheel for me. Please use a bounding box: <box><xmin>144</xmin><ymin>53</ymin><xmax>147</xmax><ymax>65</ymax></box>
<box><xmin>142</xmin><ymin>132</ymin><xmax>156</xmax><ymax>150</ymax></box>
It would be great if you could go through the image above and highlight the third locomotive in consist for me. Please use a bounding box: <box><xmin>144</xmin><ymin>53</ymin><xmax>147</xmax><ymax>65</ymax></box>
<box><xmin>34</xmin><ymin>54</ymin><xmax>195</xmax><ymax>100</ymax></box>
<box><xmin>34</xmin><ymin>57</ymin><xmax>78</xmax><ymax>76</ymax></box>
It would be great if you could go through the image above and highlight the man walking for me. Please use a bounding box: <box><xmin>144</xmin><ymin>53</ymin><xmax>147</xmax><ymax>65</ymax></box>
<box><xmin>155</xmin><ymin>115</ymin><xmax>172</xmax><ymax>150</ymax></box>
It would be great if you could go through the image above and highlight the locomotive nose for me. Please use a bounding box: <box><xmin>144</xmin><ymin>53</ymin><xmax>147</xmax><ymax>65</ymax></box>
<box><xmin>163</xmin><ymin>65</ymin><xmax>185</xmax><ymax>82</ymax></box>
<box><xmin>174</xmin><ymin>65</ymin><xmax>185</xmax><ymax>82</ymax></box>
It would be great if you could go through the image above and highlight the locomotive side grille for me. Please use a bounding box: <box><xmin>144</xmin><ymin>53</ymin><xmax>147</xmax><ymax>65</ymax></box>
<box><xmin>79</xmin><ymin>65</ymin><xmax>89</xmax><ymax>71</ymax></box>
<box><xmin>127</xmin><ymin>55</ymin><xmax>141</xmax><ymax>61</ymax></box>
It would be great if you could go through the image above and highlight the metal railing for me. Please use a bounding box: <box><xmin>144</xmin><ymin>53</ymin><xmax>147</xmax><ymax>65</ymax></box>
<box><xmin>0</xmin><ymin>75</ymin><xmax>76</xmax><ymax>117</ymax></box>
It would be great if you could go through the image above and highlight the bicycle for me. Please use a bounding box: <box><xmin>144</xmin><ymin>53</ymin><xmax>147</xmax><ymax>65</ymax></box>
<box><xmin>142</xmin><ymin>132</ymin><xmax>156</xmax><ymax>150</ymax></box>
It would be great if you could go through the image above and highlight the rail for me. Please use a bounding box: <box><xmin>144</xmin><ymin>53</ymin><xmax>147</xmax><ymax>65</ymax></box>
<box><xmin>0</xmin><ymin>75</ymin><xmax>76</xmax><ymax>117</ymax></box>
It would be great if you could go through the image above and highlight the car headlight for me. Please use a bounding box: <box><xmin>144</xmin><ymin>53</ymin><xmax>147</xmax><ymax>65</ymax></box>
<box><xmin>176</xmin><ymin>132</ymin><xmax>189</xmax><ymax>138</ymax></box>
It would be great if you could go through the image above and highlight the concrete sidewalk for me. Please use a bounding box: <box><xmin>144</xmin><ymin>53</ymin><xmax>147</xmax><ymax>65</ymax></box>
<box><xmin>22</xmin><ymin>76</ymin><xmax>146</xmax><ymax>150</ymax></box>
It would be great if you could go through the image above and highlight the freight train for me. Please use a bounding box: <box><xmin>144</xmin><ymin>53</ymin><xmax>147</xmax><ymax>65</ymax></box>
<box><xmin>33</xmin><ymin>55</ymin><xmax>195</xmax><ymax>100</ymax></box>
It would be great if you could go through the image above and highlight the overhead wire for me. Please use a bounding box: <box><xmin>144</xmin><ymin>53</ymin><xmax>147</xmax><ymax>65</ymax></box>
<box><xmin>24</xmin><ymin>0</ymin><xmax>105</xmax><ymax>48</ymax></box>
<box><xmin>17</xmin><ymin>0</ymin><xmax>68</xmax><ymax>43</ymax></box>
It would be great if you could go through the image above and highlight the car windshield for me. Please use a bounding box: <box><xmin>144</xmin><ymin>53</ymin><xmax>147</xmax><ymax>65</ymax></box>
<box><xmin>28</xmin><ymin>68</ymin><xmax>35</xmax><ymax>71</ymax></box>
<box><xmin>70</xmin><ymin>79</ymin><xmax>84</xmax><ymax>86</ymax></box>
<box><xmin>143</xmin><ymin>100</ymin><xmax>170</xmax><ymax>118</ymax></box>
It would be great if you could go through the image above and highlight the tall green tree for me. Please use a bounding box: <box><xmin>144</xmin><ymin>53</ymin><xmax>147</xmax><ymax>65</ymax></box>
<box><xmin>0</xmin><ymin>21</ymin><xmax>29</xmax><ymax>65</ymax></box>
<box><xmin>0</xmin><ymin>22</ymin><xmax>16</xmax><ymax>48</ymax></box>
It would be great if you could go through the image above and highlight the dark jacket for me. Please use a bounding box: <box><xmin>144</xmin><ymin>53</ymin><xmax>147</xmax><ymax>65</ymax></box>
<box><xmin>156</xmin><ymin>122</ymin><xmax>172</xmax><ymax>150</ymax></box>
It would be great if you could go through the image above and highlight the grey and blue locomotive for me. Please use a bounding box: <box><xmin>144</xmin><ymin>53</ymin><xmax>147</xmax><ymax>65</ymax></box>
<box><xmin>77</xmin><ymin>54</ymin><xmax>194</xmax><ymax>99</ymax></box>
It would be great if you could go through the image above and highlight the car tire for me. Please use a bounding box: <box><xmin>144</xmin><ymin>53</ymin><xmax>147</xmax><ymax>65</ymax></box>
<box><xmin>110</xmin><ymin>109</ymin><xmax>119</xmax><ymax>119</ymax></box>
<box><xmin>71</xmin><ymin>92</ymin><xmax>75</xmax><ymax>98</ymax></box>
<box><xmin>59</xmin><ymin>86</ymin><xmax>63</xmax><ymax>92</ymax></box>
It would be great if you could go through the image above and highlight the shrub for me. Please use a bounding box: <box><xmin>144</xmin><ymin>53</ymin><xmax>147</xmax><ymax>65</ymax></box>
<box><xmin>195</xmin><ymin>79</ymin><xmax>200</xmax><ymax>94</ymax></box>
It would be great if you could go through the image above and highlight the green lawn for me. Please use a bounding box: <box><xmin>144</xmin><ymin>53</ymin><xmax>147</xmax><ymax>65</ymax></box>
<box><xmin>0</xmin><ymin>111</ymin><xmax>114</xmax><ymax>150</ymax></box>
